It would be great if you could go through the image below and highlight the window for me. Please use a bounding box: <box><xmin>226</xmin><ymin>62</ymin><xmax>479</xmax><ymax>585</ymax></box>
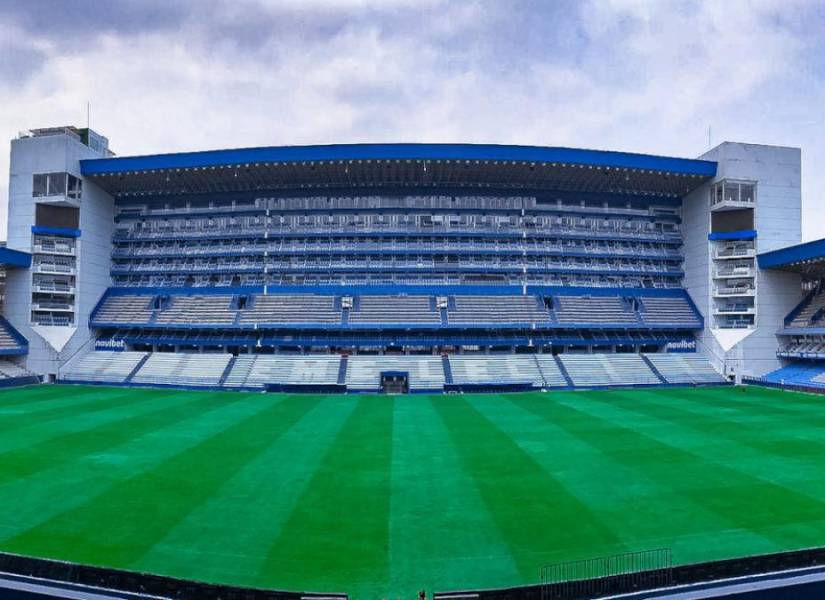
<box><xmin>740</xmin><ymin>183</ymin><xmax>755</xmax><ymax>204</ymax></box>
<box><xmin>67</xmin><ymin>175</ymin><xmax>82</xmax><ymax>199</ymax></box>
<box><xmin>32</xmin><ymin>172</ymin><xmax>82</xmax><ymax>199</ymax></box>
<box><xmin>710</xmin><ymin>180</ymin><xmax>756</xmax><ymax>206</ymax></box>
<box><xmin>32</xmin><ymin>174</ymin><xmax>49</xmax><ymax>196</ymax></box>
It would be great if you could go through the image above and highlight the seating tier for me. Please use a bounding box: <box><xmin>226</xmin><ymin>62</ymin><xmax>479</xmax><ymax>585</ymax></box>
<box><xmin>560</xmin><ymin>354</ymin><xmax>661</xmax><ymax>387</ymax></box>
<box><xmin>448</xmin><ymin>355</ymin><xmax>544</xmax><ymax>387</ymax></box>
<box><xmin>644</xmin><ymin>353</ymin><xmax>726</xmax><ymax>384</ymax></box>
<box><xmin>61</xmin><ymin>351</ymin><xmax>147</xmax><ymax>383</ymax></box>
<box><xmin>533</xmin><ymin>356</ymin><xmax>570</xmax><ymax>387</ymax></box>
<box><xmin>154</xmin><ymin>296</ymin><xmax>235</xmax><ymax>325</ymax></box>
<box><xmin>93</xmin><ymin>295</ymin><xmax>154</xmax><ymax>325</ymax></box>
<box><xmin>640</xmin><ymin>297</ymin><xmax>701</xmax><ymax>327</ymax></box>
<box><xmin>349</xmin><ymin>296</ymin><xmax>439</xmax><ymax>325</ymax></box>
<box><xmin>224</xmin><ymin>355</ymin><xmax>341</xmax><ymax>388</ymax></box>
<box><xmin>788</xmin><ymin>292</ymin><xmax>825</xmax><ymax>328</ymax></box>
<box><xmin>448</xmin><ymin>296</ymin><xmax>550</xmax><ymax>325</ymax></box>
<box><xmin>0</xmin><ymin>359</ymin><xmax>34</xmax><ymax>379</ymax></box>
<box><xmin>59</xmin><ymin>351</ymin><xmax>724</xmax><ymax>390</ymax></box>
<box><xmin>238</xmin><ymin>295</ymin><xmax>340</xmax><ymax>325</ymax></box>
<box><xmin>131</xmin><ymin>353</ymin><xmax>231</xmax><ymax>387</ymax></box>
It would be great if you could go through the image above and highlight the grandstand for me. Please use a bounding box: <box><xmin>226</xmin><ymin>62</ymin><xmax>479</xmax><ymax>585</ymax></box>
<box><xmin>61</xmin><ymin>350</ymin><xmax>147</xmax><ymax>384</ymax></box>
<box><xmin>61</xmin><ymin>350</ymin><xmax>729</xmax><ymax>391</ymax></box>
<box><xmin>448</xmin><ymin>355</ymin><xmax>544</xmax><ymax>388</ymax></box>
<box><xmin>3</xmin><ymin>128</ymin><xmax>825</xmax><ymax>598</ymax></box>
<box><xmin>348</xmin><ymin>295</ymin><xmax>440</xmax><ymax>325</ymax></box>
<box><xmin>130</xmin><ymin>352</ymin><xmax>231</xmax><ymax>387</ymax></box>
<box><xmin>0</xmin><ymin>131</ymin><xmax>806</xmax><ymax>390</ymax></box>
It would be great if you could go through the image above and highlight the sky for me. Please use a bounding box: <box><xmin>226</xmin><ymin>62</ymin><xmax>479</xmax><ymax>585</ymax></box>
<box><xmin>0</xmin><ymin>0</ymin><xmax>823</xmax><ymax>239</ymax></box>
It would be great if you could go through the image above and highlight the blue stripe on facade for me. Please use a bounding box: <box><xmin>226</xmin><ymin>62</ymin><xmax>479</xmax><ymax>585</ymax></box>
<box><xmin>31</xmin><ymin>226</ymin><xmax>81</xmax><ymax>238</ymax></box>
<box><xmin>708</xmin><ymin>230</ymin><xmax>757</xmax><ymax>241</ymax></box>
<box><xmin>80</xmin><ymin>143</ymin><xmax>718</xmax><ymax>177</ymax></box>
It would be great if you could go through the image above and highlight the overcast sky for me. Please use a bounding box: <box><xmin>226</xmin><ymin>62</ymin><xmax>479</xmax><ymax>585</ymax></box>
<box><xmin>0</xmin><ymin>0</ymin><xmax>823</xmax><ymax>239</ymax></box>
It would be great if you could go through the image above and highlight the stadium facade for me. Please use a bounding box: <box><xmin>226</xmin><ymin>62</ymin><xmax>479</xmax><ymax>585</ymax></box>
<box><xmin>0</xmin><ymin>126</ymin><xmax>812</xmax><ymax>391</ymax></box>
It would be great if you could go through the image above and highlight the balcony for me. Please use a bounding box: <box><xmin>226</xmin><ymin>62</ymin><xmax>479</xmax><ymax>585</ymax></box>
<box><xmin>713</xmin><ymin>265</ymin><xmax>755</xmax><ymax>279</ymax></box>
<box><xmin>31</xmin><ymin>301</ymin><xmax>74</xmax><ymax>312</ymax></box>
<box><xmin>31</xmin><ymin>284</ymin><xmax>75</xmax><ymax>295</ymax></box>
<box><xmin>715</xmin><ymin>319</ymin><xmax>755</xmax><ymax>330</ymax></box>
<box><xmin>713</xmin><ymin>304</ymin><xmax>756</xmax><ymax>315</ymax></box>
<box><xmin>33</xmin><ymin>243</ymin><xmax>76</xmax><ymax>256</ymax></box>
<box><xmin>31</xmin><ymin>313</ymin><xmax>74</xmax><ymax>326</ymax></box>
<box><xmin>33</xmin><ymin>263</ymin><xmax>76</xmax><ymax>276</ymax></box>
<box><xmin>714</xmin><ymin>285</ymin><xmax>756</xmax><ymax>297</ymax></box>
<box><xmin>714</xmin><ymin>247</ymin><xmax>755</xmax><ymax>260</ymax></box>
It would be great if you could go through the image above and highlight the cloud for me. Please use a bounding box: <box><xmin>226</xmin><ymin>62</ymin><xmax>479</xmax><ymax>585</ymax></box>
<box><xmin>0</xmin><ymin>0</ymin><xmax>824</xmax><ymax>238</ymax></box>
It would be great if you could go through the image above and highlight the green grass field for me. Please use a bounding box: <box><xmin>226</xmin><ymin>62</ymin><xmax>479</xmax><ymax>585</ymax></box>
<box><xmin>1</xmin><ymin>384</ymin><xmax>825</xmax><ymax>598</ymax></box>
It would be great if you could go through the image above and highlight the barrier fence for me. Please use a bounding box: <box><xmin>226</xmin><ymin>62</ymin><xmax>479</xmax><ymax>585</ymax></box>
<box><xmin>0</xmin><ymin>550</ymin><xmax>347</xmax><ymax>600</ymax></box>
<box><xmin>743</xmin><ymin>376</ymin><xmax>825</xmax><ymax>395</ymax></box>
<box><xmin>539</xmin><ymin>548</ymin><xmax>673</xmax><ymax>600</ymax></box>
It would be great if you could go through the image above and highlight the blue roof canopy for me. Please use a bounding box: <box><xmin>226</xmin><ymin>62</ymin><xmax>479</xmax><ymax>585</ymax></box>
<box><xmin>758</xmin><ymin>238</ymin><xmax>825</xmax><ymax>272</ymax></box>
<box><xmin>82</xmin><ymin>143</ymin><xmax>717</xmax><ymax>176</ymax></box>
<box><xmin>0</xmin><ymin>247</ymin><xmax>31</xmax><ymax>269</ymax></box>
<box><xmin>81</xmin><ymin>143</ymin><xmax>716</xmax><ymax>199</ymax></box>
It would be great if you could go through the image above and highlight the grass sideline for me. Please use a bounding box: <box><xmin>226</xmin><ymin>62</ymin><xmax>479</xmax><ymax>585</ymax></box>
<box><xmin>0</xmin><ymin>384</ymin><xmax>823</xmax><ymax>598</ymax></box>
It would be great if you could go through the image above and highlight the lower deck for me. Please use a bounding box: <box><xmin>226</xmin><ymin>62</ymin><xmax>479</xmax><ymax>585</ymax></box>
<box><xmin>60</xmin><ymin>351</ymin><xmax>726</xmax><ymax>391</ymax></box>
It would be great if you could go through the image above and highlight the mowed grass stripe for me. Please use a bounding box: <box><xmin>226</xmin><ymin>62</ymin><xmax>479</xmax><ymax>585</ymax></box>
<box><xmin>481</xmin><ymin>393</ymin><xmax>775</xmax><ymax>550</ymax></box>
<box><xmin>133</xmin><ymin>395</ymin><xmax>359</xmax><ymax>586</ymax></box>
<box><xmin>0</xmin><ymin>387</ymin><xmax>148</xmax><ymax>428</ymax></box>
<box><xmin>621</xmin><ymin>389</ymin><xmax>825</xmax><ymax>459</ymax></box>
<box><xmin>0</xmin><ymin>389</ymin><xmax>276</xmax><ymax>541</ymax></box>
<box><xmin>2</xmin><ymin>394</ymin><xmax>324</xmax><ymax>566</ymax></box>
<box><xmin>257</xmin><ymin>397</ymin><xmax>394</xmax><ymax>596</ymax></box>
<box><xmin>551</xmin><ymin>393</ymin><xmax>825</xmax><ymax>547</ymax></box>
<box><xmin>433</xmin><ymin>394</ymin><xmax>625</xmax><ymax>580</ymax></box>
<box><xmin>0</xmin><ymin>385</ymin><xmax>152</xmax><ymax>413</ymax></box>
<box><xmin>635</xmin><ymin>386</ymin><xmax>825</xmax><ymax>423</ymax></box>
<box><xmin>646</xmin><ymin>386</ymin><xmax>825</xmax><ymax>430</ymax></box>
<box><xmin>0</xmin><ymin>391</ymin><xmax>232</xmax><ymax>486</ymax></box>
<box><xmin>731</xmin><ymin>385</ymin><xmax>825</xmax><ymax>410</ymax></box>
<box><xmin>387</xmin><ymin>396</ymin><xmax>521</xmax><ymax>596</ymax></box>
<box><xmin>579</xmin><ymin>388</ymin><xmax>825</xmax><ymax>478</ymax></box>
<box><xmin>0</xmin><ymin>384</ymin><xmax>96</xmax><ymax>407</ymax></box>
<box><xmin>0</xmin><ymin>385</ymin><xmax>115</xmax><ymax>411</ymax></box>
<box><xmin>0</xmin><ymin>389</ymin><xmax>203</xmax><ymax>456</ymax></box>
<box><xmin>584</xmin><ymin>390</ymin><xmax>825</xmax><ymax>503</ymax></box>
<box><xmin>505</xmin><ymin>392</ymin><xmax>781</xmax><ymax>562</ymax></box>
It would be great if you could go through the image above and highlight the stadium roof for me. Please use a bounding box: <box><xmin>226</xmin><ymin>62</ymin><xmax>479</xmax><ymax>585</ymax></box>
<box><xmin>0</xmin><ymin>247</ymin><xmax>31</xmax><ymax>269</ymax></box>
<box><xmin>758</xmin><ymin>238</ymin><xmax>825</xmax><ymax>275</ymax></box>
<box><xmin>80</xmin><ymin>143</ymin><xmax>717</xmax><ymax>198</ymax></box>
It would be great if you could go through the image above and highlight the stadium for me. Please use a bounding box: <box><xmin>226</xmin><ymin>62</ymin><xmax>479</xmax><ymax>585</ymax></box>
<box><xmin>3</xmin><ymin>127</ymin><xmax>825</xmax><ymax>598</ymax></box>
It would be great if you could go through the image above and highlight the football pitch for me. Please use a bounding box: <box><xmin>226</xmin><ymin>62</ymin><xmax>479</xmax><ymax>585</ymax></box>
<box><xmin>1</xmin><ymin>384</ymin><xmax>825</xmax><ymax>598</ymax></box>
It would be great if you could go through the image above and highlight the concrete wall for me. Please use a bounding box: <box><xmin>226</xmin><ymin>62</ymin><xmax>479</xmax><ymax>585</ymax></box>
<box><xmin>706</xmin><ymin>142</ymin><xmax>801</xmax><ymax>252</ymax></box>
<box><xmin>680</xmin><ymin>164</ymin><xmax>720</xmax><ymax>371</ymax></box>
<box><xmin>685</xmin><ymin>142</ymin><xmax>803</xmax><ymax>378</ymax></box>
<box><xmin>4</xmin><ymin>132</ymin><xmax>114</xmax><ymax>378</ymax></box>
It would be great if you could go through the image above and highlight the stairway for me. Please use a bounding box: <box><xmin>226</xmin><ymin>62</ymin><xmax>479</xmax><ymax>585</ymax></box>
<box><xmin>337</xmin><ymin>355</ymin><xmax>348</xmax><ymax>385</ymax></box>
